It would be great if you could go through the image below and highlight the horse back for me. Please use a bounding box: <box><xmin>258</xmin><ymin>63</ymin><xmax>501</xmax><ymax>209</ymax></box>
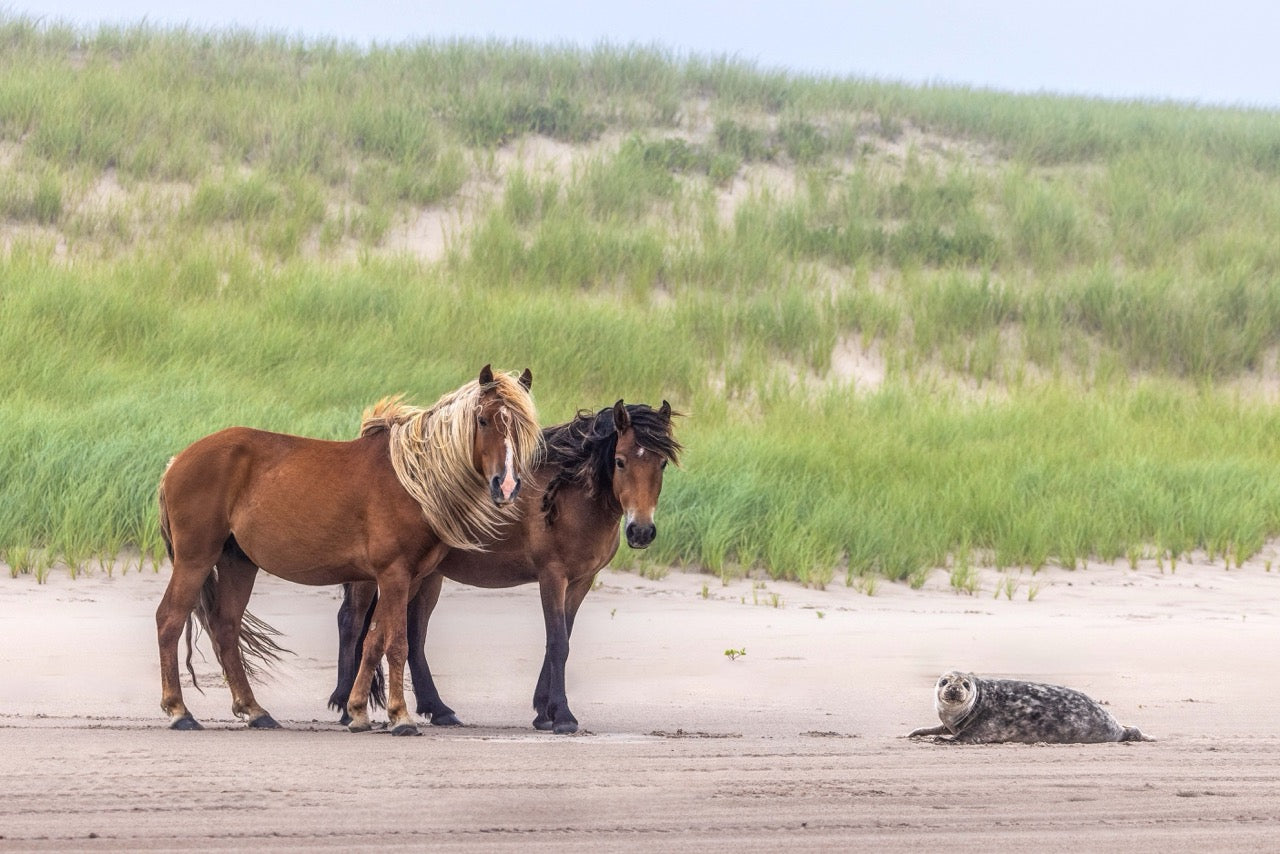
<box><xmin>162</xmin><ymin>427</ymin><xmax>423</xmax><ymax>579</ymax></box>
<box><xmin>166</xmin><ymin>426</ymin><xmax>364</xmax><ymax>505</ymax></box>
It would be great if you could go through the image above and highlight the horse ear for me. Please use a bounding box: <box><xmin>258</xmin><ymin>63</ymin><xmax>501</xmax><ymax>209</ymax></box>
<box><xmin>519</xmin><ymin>368</ymin><xmax>532</xmax><ymax>391</ymax></box>
<box><xmin>479</xmin><ymin>364</ymin><xmax>494</xmax><ymax>387</ymax></box>
<box><xmin>613</xmin><ymin>399</ymin><xmax>630</xmax><ymax>432</ymax></box>
<box><xmin>659</xmin><ymin>400</ymin><xmax>671</xmax><ymax>422</ymax></box>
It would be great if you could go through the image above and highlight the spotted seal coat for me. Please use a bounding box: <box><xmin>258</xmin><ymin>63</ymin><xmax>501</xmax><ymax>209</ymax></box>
<box><xmin>907</xmin><ymin>670</ymin><xmax>1153</xmax><ymax>744</ymax></box>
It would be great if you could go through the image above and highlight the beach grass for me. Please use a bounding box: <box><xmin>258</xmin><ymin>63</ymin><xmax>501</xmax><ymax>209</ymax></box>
<box><xmin>4</xmin><ymin>15</ymin><xmax>1280</xmax><ymax>584</ymax></box>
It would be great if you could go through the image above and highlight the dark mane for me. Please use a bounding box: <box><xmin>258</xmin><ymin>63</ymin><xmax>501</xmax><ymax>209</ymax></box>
<box><xmin>540</xmin><ymin>403</ymin><xmax>682</xmax><ymax>525</ymax></box>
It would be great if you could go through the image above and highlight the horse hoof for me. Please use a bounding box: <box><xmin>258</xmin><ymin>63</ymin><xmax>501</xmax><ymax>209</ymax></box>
<box><xmin>391</xmin><ymin>723</ymin><xmax>421</xmax><ymax>737</ymax></box>
<box><xmin>431</xmin><ymin>712</ymin><xmax>463</xmax><ymax>727</ymax></box>
<box><xmin>553</xmin><ymin>721</ymin><xmax>579</xmax><ymax>735</ymax></box>
<box><xmin>532</xmin><ymin>717</ymin><xmax>554</xmax><ymax>731</ymax></box>
<box><xmin>338</xmin><ymin>712</ymin><xmax>352</xmax><ymax>726</ymax></box>
<box><xmin>170</xmin><ymin>715</ymin><xmax>203</xmax><ymax>731</ymax></box>
<box><xmin>348</xmin><ymin>720</ymin><xmax>372</xmax><ymax>733</ymax></box>
<box><xmin>248</xmin><ymin>714</ymin><xmax>280</xmax><ymax>729</ymax></box>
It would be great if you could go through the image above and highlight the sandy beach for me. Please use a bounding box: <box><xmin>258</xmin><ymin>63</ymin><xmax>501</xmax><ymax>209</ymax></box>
<box><xmin>2</xmin><ymin>554</ymin><xmax>1279</xmax><ymax>851</ymax></box>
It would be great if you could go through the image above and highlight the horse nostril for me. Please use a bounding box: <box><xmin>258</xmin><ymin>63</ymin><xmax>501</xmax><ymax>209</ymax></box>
<box><xmin>627</xmin><ymin>522</ymin><xmax>656</xmax><ymax>546</ymax></box>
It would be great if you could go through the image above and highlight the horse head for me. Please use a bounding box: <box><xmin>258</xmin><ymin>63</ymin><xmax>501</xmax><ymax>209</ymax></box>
<box><xmin>610</xmin><ymin>399</ymin><xmax>676</xmax><ymax>549</ymax></box>
<box><xmin>474</xmin><ymin>364</ymin><xmax>536</xmax><ymax>506</ymax></box>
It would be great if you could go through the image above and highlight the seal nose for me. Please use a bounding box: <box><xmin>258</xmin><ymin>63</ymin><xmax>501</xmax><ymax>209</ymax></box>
<box><xmin>625</xmin><ymin>521</ymin><xmax>656</xmax><ymax>549</ymax></box>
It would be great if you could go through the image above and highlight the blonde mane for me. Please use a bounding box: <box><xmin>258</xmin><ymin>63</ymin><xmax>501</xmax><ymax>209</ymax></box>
<box><xmin>360</xmin><ymin>372</ymin><xmax>543</xmax><ymax>550</ymax></box>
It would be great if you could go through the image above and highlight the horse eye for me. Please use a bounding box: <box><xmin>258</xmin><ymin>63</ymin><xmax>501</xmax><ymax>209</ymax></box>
<box><xmin>660</xmin><ymin>459</ymin><xmax>668</xmax><ymax>470</ymax></box>
<box><xmin>614</xmin><ymin>457</ymin><xmax>625</xmax><ymax>470</ymax></box>
<box><xmin>478</xmin><ymin>416</ymin><xmax>489</xmax><ymax>428</ymax></box>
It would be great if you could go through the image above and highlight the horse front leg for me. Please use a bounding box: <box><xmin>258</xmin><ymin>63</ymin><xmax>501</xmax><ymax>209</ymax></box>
<box><xmin>533</xmin><ymin>571</ymin><xmax>577</xmax><ymax>734</ymax></box>
<box><xmin>348</xmin><ymin>564</ymin><xmax>417</xmax><ymax>736</ymax></box>
<box><xmin>407</xmin><ymin>573</ymin><xmax>461</xmax><ymax>725</ymax></box>
<box><xmin>533</xmin><ymin>572</ymin><xmax>595</xmax><ymax>733</ymax></box>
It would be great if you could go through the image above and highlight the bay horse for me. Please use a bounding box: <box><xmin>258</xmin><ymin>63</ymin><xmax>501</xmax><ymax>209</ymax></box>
<box><xmin>155</xmin><ymin>365</ymin><xmax>542</xmax><ymax>735</ymax></box>
<box><xmin>327</xmin><ymin>399</ymin><xmax>681</xmax><ymax>733</ymax></box>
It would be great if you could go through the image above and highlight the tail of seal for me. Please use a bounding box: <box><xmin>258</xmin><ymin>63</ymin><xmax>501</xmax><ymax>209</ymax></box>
<box><xmin>1121</xmin><ymin>726</ymin><xmax>1155</xmax><ymax>742</ymax></box>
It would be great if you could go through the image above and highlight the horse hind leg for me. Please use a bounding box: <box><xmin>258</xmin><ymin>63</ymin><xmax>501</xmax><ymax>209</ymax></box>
<box><xmin>157</xmin><ymin>555</ymin><xmax>218</xmax><ymax>730</ymax></box>
<box><xmin>201</xmin><ymin>545</ymin><xmax>280</xmax><ymax>729</ymax></box>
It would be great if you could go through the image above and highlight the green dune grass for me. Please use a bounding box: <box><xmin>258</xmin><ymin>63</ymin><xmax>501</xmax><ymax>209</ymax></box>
<box><xmin>4</xmin><ymin>15</ymin><xmax>1280</xmax><ymax>584</ymax></box>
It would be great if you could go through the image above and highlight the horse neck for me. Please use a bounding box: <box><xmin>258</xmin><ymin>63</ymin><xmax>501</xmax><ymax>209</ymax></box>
<box><xmin>538</xmin><ymin>454</ymin><xmax>623</xmax><ymax>535</ymax></box>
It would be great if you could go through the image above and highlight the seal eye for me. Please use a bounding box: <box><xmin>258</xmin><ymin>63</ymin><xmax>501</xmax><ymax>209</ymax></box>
<box><xmin>962</xmin><ymin>681</ymin><xmax>971</xmax><ymax>689</ymax></box>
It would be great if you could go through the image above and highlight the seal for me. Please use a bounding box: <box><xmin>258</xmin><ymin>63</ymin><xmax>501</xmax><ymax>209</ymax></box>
<box><xmin>907</xmin><ymin>670</ymin><xmax>1153</xmax><ymax>744</ymax></box>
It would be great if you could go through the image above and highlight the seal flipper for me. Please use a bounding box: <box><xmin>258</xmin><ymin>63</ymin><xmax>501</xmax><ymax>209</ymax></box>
<box><xmin>907</xmin><ymin>725</ymin><xmax>950</xmax><ymax>738</ymax></box>
<box><xmin>1121</xmin><ymin>726</ymin><xmax>1155</xmax><ymax>742</ymax></box>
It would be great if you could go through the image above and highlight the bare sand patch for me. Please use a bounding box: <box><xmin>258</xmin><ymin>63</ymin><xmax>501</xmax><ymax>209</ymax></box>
<box><xmin>714</xmin><ymin>161</ymin><xmax>797</xmax><ymax>227</ymax></box>
<box><xmin>829</xmin><ymin>334</ymin><xmax>887</xmax><ymax>390</ymax></box>
<box><xmin>2</xmin><ymin>553</ymin><xmax>1278</xmax><ymax>850</ymax></box>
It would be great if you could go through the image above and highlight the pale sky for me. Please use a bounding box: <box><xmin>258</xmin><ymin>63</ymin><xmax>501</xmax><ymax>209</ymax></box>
<box><xmin>10</xmin><ymin>1</ymin><xmax>1280</xmax><ymax>109</ymax></box>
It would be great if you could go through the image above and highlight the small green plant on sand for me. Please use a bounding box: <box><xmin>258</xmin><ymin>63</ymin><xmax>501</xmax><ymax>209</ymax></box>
<box><xmin>995</xmin><ymin>574</ymin><xmax>1020</xmax><ymax>600</ymax></box>
<box><xmin>950</xmin><ymin>547</ymin><xmax>980</xmax><ymax>596</ymax></box>
<box><xmin>724</xmin><ymin>647</ymin><xmax>746</xmax><ymax>661</ymax></box>
<box><xmin>851</xmin><ymin>573</ymin><xmax>878</xmax><ymax>596</ymax></box>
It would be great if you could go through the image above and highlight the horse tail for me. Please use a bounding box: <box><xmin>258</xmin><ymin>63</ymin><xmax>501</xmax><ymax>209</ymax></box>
<box><xmin>368</xmin><ymin>604</ymin><xmax>387</xmax><ymax>711</ymax></box>
<box><xmin>160</xmin><ymin>463</ymin><xmax>288</xmax><ymax>691</ymax></box>
<box><xmin>186</xmin><ymin>569</ymin><xmax>291</xmax><ymax>692</ymax></box>
<box><xmin>326</xmin><ymin>584</ymin><xmax>387</xmax><ymax>715</ymax></box>
<box><xmin>157</xmin><ymin>475</ymin><xmax>175</xmax><ymax>562</ymax></box>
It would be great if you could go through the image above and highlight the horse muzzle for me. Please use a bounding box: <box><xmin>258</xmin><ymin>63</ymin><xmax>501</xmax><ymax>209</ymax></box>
<box><xmin>625</xmin><ymin>520</ymin><xmax>656</xmax><ymax>549</ymax></box>
<box><xmin>490</xmin><ymin>474</ymin><xmax>521</xmax><ymax>505</ymax></box>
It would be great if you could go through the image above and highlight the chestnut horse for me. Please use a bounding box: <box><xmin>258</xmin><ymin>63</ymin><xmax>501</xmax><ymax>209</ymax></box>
<box><xmin>155</xmin><ymin>365</ymin><xmax>542</xmax><ymax>735</ymax></box>
<box><xmin>327</xmin><ymin>400</ymin><xmax>681</xmax><ymax>733</ymax></box>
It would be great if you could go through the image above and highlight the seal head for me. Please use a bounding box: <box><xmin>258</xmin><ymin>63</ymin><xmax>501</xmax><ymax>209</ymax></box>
<box><xmin>934</xmin><ymin>670</ymin><xmax>980</xmax><ymax>734</ymax></box>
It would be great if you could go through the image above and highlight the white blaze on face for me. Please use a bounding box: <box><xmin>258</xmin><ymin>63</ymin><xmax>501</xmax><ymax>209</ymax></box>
<box><xmin>499</xmin><ymin>406</ymin><xmax>517</xmax><ymax>500</ymax></box>
<box><xmin>501</xmin><ymin>436</ymin><xmax>516</xmax><ymax>498</ymax></box>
